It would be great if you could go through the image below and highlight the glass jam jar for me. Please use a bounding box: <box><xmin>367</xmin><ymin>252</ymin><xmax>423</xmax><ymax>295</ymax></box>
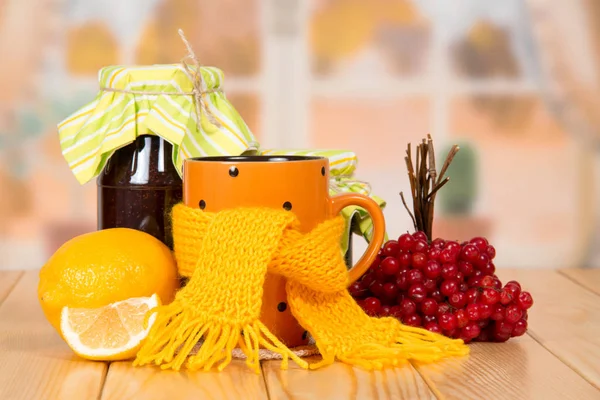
<box><xmin>97</xmin><ymin>135</ymin><xmax>183</xmax><ymax>248</ymax></box>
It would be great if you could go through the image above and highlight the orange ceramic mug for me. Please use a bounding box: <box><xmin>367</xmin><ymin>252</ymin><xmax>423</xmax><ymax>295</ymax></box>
<box><xmin>183</xmin><ymin>155</ymin><xmax>385</xmax><ymax>347</ymax></box>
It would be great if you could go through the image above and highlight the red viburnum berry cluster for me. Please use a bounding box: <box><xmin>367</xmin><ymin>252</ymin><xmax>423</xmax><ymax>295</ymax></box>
<box><xmin>350</xmin><ymin>231</ymin><xmax>534</xmax><ymax>343</ymax></box>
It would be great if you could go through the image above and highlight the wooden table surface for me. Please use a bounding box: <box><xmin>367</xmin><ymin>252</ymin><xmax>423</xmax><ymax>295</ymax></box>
<box><xmin>1</xmin><ymin>269</ymin><xmax>599</xmax><ymax>400</ymax></box>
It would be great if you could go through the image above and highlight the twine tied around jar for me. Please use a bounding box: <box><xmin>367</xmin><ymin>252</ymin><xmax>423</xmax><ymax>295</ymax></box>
<box><xmin>99</xmin><ymin>29</ymin><xmax>223</xmax><ymax>129</ymax></box>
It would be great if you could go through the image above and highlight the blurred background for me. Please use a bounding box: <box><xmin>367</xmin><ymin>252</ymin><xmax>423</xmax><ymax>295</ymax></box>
<box><xmin>1</xmin><ymin>0</ymin><xmax>600</xmax><ymax>270</ymax></box>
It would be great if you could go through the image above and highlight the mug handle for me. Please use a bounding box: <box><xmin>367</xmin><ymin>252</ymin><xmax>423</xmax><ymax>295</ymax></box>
<box><xmin>329</xmin><ymin>193</ymin><xmax>386</xmax><ymax>285</ymax></box>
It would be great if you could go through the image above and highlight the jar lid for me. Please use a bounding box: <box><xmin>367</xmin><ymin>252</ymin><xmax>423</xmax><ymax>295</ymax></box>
<box><xmin>58</xmin><ymin>64</ymin><xmax>259</xmax><ymax>184</ymax></box>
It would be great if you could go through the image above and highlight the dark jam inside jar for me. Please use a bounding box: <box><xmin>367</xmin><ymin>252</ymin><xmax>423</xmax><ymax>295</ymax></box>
<box><xmin>97</xmin><ymin>135</ymin><xmax>183</xmax><ymax>248</ymax></box>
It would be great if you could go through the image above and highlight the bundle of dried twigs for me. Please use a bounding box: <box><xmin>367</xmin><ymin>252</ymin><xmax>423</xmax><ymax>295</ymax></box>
<box><xmin>400</xmin><ymin>134</ymin><xmax>460</xmax><ymax>240</ymax></box>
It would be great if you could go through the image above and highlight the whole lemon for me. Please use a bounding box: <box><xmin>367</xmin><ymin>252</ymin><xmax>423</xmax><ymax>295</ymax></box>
<box><xmin>38</xmin><ymin>228</ymin><xmax>179</xmax><ymax>333</ymax></box>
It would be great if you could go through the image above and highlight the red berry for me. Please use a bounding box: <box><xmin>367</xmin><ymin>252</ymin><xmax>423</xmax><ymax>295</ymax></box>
<box><xmin>363</xmin><ymin>297</ymin><xmax>381</xmax><ymax>315</ymax></box>
<box><xmin>390</xmin><ymin>305</ymin><xmax>403</xmax><ymax>318</ymax></box>
<box><xmin>490</xmin><ymin>304</ymin><xmax>506</xmax><ymax>321</ymax></box>
<box><xmin>396</xmin><ymin>274</ymin><xmax>409</xmax><ymax>291</ymax></box>
<box><xmin>475</xmin><ymin>254</ymin><xmax>491</xmax><ymax>270</ymax></box>
<box><xmin>439</xmin><ymin>313</ymin><xmax>458</xmax><ymax>331</ymax></box>
<box><xmin>403</xmin><ymin>314</ymin><xmax>422</xmax><ymax>327</ymax></box>
<box><xmin>398</xmin><ymin>252</ymin><xmax>412</xmax><ymax>270</ymax></box>
<box><xmin>408</xmin><ymin>283</ymin><xmax>427</xmax><ymax>303</ymax></box>
<box><xmin>480</xmin><ymin>262</ymin><xmax>495</xmax><ymax>276</ymax></box>
<box><xmin>492</xmin><ymin>276</ymin><xmax>502</xmax><ymax>289</ymax></box>
<box><xmin>499</xmin><ymin>289</ymin><xmax>512</xmax><ymax>305</ymax></box>
<box><xmin>455</xmin><ymin>272</ymin><xmax>465</xmax><ymax>282</ymax></box>
<box><xmin>517</xmin><ymin>291</ymin><xmax>534</xmax><ymax>310</ymax></box>
<box><xmin>412</xmin><ymin>239</ymin><xmax>429</xmax><ymax>253</ymax></box>
<box><xmin>421</xmin><ymin>298</ymin><xmax>438</xmax><ymax>315</ymax></box>
<box><xmin>493</xmin><ymin>331</ymin><xmax>511</xmax><ymax>342</ymax></box>
<box><xmin>407</xmin><ymin>269</ymin><xmax>425</xmax><ymax>285</ymax></box>
<box><xmin>479</xmin><ymin>303</ymin><xmax>493</xmax><ymax>319</ymax></box>
<box><xmin>362</xmin><ymin>272</ymin><xmax>376</xmax><ymax>288</ymax></box>
<box><xmin>423</xmin><ymin>278</ymin><xmax>437</xmax><ymax>293</ymax></box>
<box><xmin>481</xmin><ymin>288</ymin><xmax>500</xmax><ymax>305</ymax></box>
<box><xmin>382</xmin><ymin>282</ymin><xmax>399</xmax><ymax>299</ymax></box>
<box><xmin>431</xmin><ymin>238</ymin><xmax>446</xmax><ymax>249</ymax></box>
<box><xmin>459</xmin><ymin>282</ymin><xmax>469</xmax><ymax>292</ymax></box>
<box><xmin>399</xmin><ymin>298</ymin><xmax>417</xmax><ymax>315</ymax></box>
<box><xmin>423</xmin><ymin>260</ymin><xmax>442</xmax><ymax>279</ymax></box>
<box><xmin>370</xmin><ymin>281</ymin><xmax>385</xmax><ymax>297</ymax></box>
<box><xmin>467</xmin><ymin>276</ymin><xmax>483</xmax><ymax>287</ymax></box>
<box><xmin>383</xmin><ymin>240</ymin><xmax>400</xmax><ymax>257</ymax></box>
<box><xmin>486</xmin><ymin>245</ymin><xmax>496</xmax><ymax>259</ymax></box>
<box><xmin>349</xmin><ymin>281</ymin><xmax>366</xmax><ymax>298</ymax></box>
<box><xmin>445</xmin><ymin>241</ymin><xmax>461</xmax><ymax>252</ymax></box>
<box><xmin>424</xmin><ymin>322</ymin><xmax>442</xmax><ymax>333</ymax></box>
<box><xmin>505</xmin><ymin>304</ymin><xmax>523</xmax><ymax>324</ymax></box>
<box><xmin>439</xmin><ymin>249</ymin><xmax>456</xmax><ymax>264</ymax></box>
<box><xmin>446</xmin><ymin>328</ymin><xmax>461</xmax><ymax>339</ymax></box>
<box><xmin>380</xmin><ymin>305</ymin><xmax>391</xmax><ymax>316</ymax></box>
<box><xmin>504</xmin><ymin>282</ymin><xmax>521</xmax><ymax>299</ymax></box>
<box><xmin>480</xmin><ymin>275</ymin><xmax>495</xmax><ymax>287</ymax></box>
<box><xmin>458</xmin><ymin>261</ymin><xmax>474</xmax><ymax>276</ymax></box>
<box><xmin>398</xmin><ymin>233</ymin><xmax>415</xmax><ymax>252</ymax></box>
<box><xmin>413</xmin><ymin>231</ymin><xmax>428</xmax><ymax>242</ymax></box>
<box><xmin>513</xmin><ymin>319</ymin><xmax>528</xmax><ymax>337</ymax></box>
<box><xmin>458</xmin><ymin>333</ymin><xmax>472</xmax><ymax>344</ymax></box>
<box><xmin>449</xmin><ymin>291</ymin><xmax>467</xmax><ymax>308</ymax></box>
<box><xmin>374</xmin><ymin>265</ymin><xmax>389</xmax><ymax>282</ymax></box>
<box><xmin>522</xmin><ymin>311</ymin><xmax>528</xmax><ymax>321</ymax></box>
<box><xmin>496</xmin><ymin>321</ymin><xmax>515</xmax><ymax>335</ymax></box>
<box><xmin>463</xmin><ymin>322</ymin><xmax>481</xmax><ymax>339</ymax></box>
<box><xmin>440</xmin><ymin>279</ymin><xmax>459</xmax><ymax>296</ymax></box>
<box><xmin>465</xmin><ymin>288</ymin><xmax>480</xmax><ymax>304</ymax></box>
<box><xmin>411</xmin><ymin>253</ymin><xmax>428</xmax><ymax>269</ymax></box>
<box><xmin>466</xmin><ymin>303</ymin><xmax>481</xmax><ymax>320</ymax></box>
<box><xmin>455</xmin><ymin>309</ymin><xmax>469</xmax><ymax>328</ymax></box>
<box><xmin>478</xmin><ymin>319</ymin><xmax>490</xmax><ymax>328</ymax></box>
<box><xmin>427</xmin><ymin>248</ymin><xmax>442</xmax><ymax>261</ymax></box>
<box><xmin>441</xmin><ymin>263</ymin><xmax>459</xmax><ymax>279</ymax></box>
<box><xmin>430</xmin><ymin>290</ymin><xmax>443</xmax><ymax>303</ymax></box>
<box><xmin>380</xmin><ymin>257</ymin><xmax>400</xmax><ymax>276</ymax></box>
<box><xmin>437</xmin><ymin>303</ymin><xmax>452</xmax><ymax>316</ymax></box>
<box><xmin>459</xmin><ymin>244</ymin><xmax>480</xmax><ymax>263</ymax></box>
<box><xmin>423</xmin><ymin>315</ymin><xmax>437</xmax><ymax>324</ymax></box>
<box><xmin>470</xmin><ymin>237</ymin><xmax>489</xmax><ymax>252</ymax></box>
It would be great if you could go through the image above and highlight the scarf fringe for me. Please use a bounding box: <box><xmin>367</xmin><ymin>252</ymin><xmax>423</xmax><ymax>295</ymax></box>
<box><xmin>311</xmin><ymin>323</ymin><xmax>469</xmax><ymax>371</ymax></box>
<box><xmin>134</xmin><ymin>302</ymin><xmax>309</xmax><ymax>373</ymax></box>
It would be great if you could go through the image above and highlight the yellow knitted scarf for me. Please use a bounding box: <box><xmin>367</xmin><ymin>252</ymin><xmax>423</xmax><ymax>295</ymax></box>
<box><xmin>134</xmin><ymin>205</ymin><xmax>468</xmax><ymax>372</ymax></box>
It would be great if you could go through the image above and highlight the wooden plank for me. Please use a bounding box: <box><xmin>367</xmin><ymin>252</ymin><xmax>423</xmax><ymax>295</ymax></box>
<box><xmin>414</xmin><ymin>336</ymin><xmax>600</xmax><ymax>400</ymax></box>
<box><xmin>262</xmin><ymin>357</ymin><xmax>435</xmax><ymax>400</ymax></box>
<box><xmin>0</xmin><ymin>271</ymin><xmax>107</xmax><ymax>400</ymax></box>
<box><xmin>0</xmin><ymin>271</ymin><xmax>23</xmax><ymax>305</ymax></box>
<box><xmin>559</xmin><ymin>269</ymin><xmax>600</xmax><ymax>296</ymax></box>
<box><xmin>101</xmin><ymin>361</ymin><xmax>269</xmax><ymax>400</ymax></box>
<box><xmin>496</xmin><ymin>269</ymin><xmax>600</xmax><ymax>389</ymax></box>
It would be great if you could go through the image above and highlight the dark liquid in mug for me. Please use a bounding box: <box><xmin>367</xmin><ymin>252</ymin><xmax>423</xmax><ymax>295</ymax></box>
<box><xmin>97</xmin><ymin>135</ymin><xmax>183</xmax><ymax>248</ymax></box>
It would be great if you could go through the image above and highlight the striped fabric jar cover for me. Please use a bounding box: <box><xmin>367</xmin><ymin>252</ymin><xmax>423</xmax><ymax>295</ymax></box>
<box><xmin>58</xmin><ymin>64</ymin><xmax>259</xmax><ymax>184</ymax></box>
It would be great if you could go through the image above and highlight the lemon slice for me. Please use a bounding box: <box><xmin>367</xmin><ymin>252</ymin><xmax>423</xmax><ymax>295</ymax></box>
<box><xmin>60</xmin><ymin>294</ymin><xmax>160</xmax><ymax>361</ymax></box>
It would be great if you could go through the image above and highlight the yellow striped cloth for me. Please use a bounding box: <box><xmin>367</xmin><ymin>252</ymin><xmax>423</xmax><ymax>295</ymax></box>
<box><xmin>261</xmin><ymin>149</ymin><xmax>387</xmax><ymax>253</ymax></box>
<box><xmin>58</xmin><ymin>64</ymin><xmax>259</xmax><ymax>184</ymax></box>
